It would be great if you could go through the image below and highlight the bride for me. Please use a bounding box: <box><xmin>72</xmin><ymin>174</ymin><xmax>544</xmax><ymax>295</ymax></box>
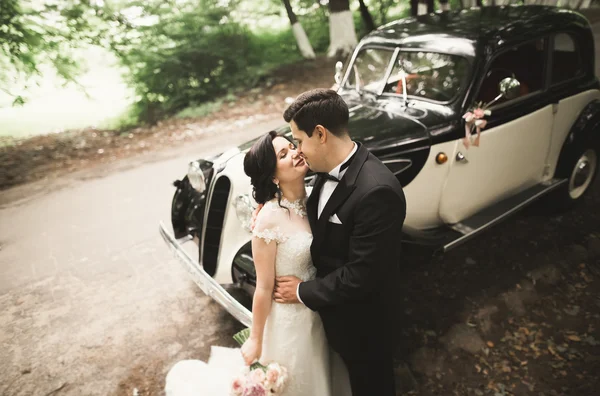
<box><xmin>165</xmin><ymin>131</ymin><xmax>350</xmax><ymax>395</ymax></box>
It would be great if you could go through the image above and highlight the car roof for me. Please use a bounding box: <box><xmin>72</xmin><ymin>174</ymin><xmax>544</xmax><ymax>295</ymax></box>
<box><xmin>361</xmin><ymin>5</ymin><xmax>591</xmax><ymax>58</ymax></box>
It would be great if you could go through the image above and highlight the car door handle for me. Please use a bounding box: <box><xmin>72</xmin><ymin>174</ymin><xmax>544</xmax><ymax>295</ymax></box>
<box><xmin>456</xmin><ymin>151</ymin><xmax>469</xmax><ymax>163</ymax></box>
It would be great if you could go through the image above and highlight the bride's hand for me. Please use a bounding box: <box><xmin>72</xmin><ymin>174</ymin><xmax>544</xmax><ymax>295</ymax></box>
<box><xmin>241</xmin><ymin>337</ymin><xmax>262</xmax><ymax>366</ymax></box>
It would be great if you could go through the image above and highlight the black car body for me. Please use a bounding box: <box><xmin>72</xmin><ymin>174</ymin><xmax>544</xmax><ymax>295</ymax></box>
<box><xmin>160</xmin><ymin>6</ymin><xmax>600</xmax><ymax>326</ymax></box>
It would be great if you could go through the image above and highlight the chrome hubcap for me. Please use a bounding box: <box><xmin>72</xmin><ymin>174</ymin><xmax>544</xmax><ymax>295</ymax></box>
<box><xmin>569</xmin><ymin>149</ymin><xmax>597</xmax><ymax>199</ymax></box>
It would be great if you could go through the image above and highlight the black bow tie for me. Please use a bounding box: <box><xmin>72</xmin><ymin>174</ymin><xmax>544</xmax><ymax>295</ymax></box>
<box><xmin>318</xmin><ymin>172</ymin><xmax>340</xmax><ymax>182</ymax></box>
<box><xmin>317</xmin><ymin>149</ymin><xmax>356</xmax><ymax>183</ymax></box>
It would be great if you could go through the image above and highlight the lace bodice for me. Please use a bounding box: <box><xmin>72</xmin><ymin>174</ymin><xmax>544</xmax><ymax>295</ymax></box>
<box><xmin>252</xmin><ymin>198</ymin><xmax>315</xmax><ymax>282</ymax></box>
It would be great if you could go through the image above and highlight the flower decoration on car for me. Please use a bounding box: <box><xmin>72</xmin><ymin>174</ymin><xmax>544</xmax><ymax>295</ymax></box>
<box><xmin>462</xmin><ymin>101</ymin><xmax>492</xmax><ymax>149</ymax></box>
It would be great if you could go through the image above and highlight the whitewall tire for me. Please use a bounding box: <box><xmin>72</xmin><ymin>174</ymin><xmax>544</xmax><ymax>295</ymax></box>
<box><xmin>568</xmin><ymin>149</ymin><xmax>597</xmax><ymax>200</ymax></box>
<box><xmin>554</xmin><ymin>146</ymin><xmax>598</xmax><ymax>209</ymax></box>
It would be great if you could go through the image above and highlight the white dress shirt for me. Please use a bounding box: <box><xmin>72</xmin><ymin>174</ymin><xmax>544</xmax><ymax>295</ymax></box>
<box><xmin>317</xmin><ymin>142</ymin><xmax>358</xmax><ymax>219</ymax></box>
<box><xmin>297</xmin><ymin>142</ymin><xmax>358</xmax><ymax>304</ymax></box>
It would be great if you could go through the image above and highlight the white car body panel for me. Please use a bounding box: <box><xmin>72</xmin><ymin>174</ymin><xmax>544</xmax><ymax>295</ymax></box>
<box><xmin>211</xmin><ymin>153</ymin><xmax>254</xmax><ymax>284</ymax></box>
<box><xmin>439</xmin><ymin>104</ymin><xmax>553</xmax><ymax>224</ymax></box>
<box><xmin>403</xmin><ymin>140</ymin><xmax>455</xmax><ymax>229</ymax></box>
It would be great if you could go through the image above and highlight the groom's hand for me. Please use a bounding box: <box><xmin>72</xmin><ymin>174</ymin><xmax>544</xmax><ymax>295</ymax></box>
<box><xmin>273</xmin><ymin>276</ymin><xmax>301</xmax><ymax>304</ymax></box>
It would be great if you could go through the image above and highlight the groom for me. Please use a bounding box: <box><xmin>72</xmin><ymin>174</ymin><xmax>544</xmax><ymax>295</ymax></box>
<box><xmin>273</xmin><ymin>88</ymin><xmax>406</xmax><ymax>396</ymax></box>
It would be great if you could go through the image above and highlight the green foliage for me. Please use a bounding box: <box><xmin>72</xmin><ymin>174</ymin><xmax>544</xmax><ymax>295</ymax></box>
<box><xmin>299</xmin><ymin>9</ymin><xmax>330</xmax><ymax>54</ymax></box>
<box><xmin>1</xmin><ymin>0</ymin><xmax>430</xmax><ymax>131</ymax></box>
<box><xmin>0</xmin><ymin>0</ymin><xmax>122</xmax><ymax>103</ymax></box>
<box><xmin>100</xmin><ymin>104</ymin><xmax>141</xmax><ymax>131</ymax></box>
<box><xmin>111</xmin><ymin>1</ymin><xmax>255</xmax><ymax>123</ymax></box>
<box><xmin>112</xmin><ymin>0</ymin><xmax>336</xmax><ymax>124</ymax></box>
<box><xmin>175</xmin><ymin>98</ymin><xmax>224</xmax><ymax>119</ymax></box>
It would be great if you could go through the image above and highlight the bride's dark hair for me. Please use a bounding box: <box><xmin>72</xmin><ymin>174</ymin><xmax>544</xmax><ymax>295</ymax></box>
<box><xmin>244</xmin><ymin>130</ymin><xmax>286</xmax><ymax>205</ymax></box>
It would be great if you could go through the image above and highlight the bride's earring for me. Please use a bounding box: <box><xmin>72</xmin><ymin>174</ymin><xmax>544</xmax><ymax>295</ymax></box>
<box><xmin>274</xmin><ymin>180</ymin><xmax>281</xmax><ymax>198</ymax></box>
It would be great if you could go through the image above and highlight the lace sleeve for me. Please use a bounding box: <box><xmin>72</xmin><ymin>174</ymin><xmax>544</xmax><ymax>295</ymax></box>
<box><xmin>252</xmin><ymin>202</ymin><xmax>288</xmax><ymax>244</ymax></box>
<box><xmin>252</xmin><ymin>226</ymin><xmax>287</xmax><ymax>244</ymax></box>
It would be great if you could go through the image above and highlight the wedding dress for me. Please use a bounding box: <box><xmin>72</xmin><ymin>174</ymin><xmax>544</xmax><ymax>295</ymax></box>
<box><xmin>165</xmin><ymin>197</ymin><xmax>350</xmax><ymax>396</ymax></box>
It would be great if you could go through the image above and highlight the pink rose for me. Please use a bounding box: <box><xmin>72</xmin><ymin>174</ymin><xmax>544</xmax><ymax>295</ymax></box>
<box><xmin>266</xmin><ymin>366</ymin><xmax>279</xmax><ymax>385</ymax></box>
<box><xmin>249</xmin><ymin>368</ymin><xmax>266</xmax><ymax>385</ymax></box>
<box><xmin>231</xmin><ymin>377</ymin><xmax>245</xmax><ymax>396</ymax></box>
<box><xmin>243</xmin><ymin>383</ymin><xmax>266</xmax><ymax>396</ymax></box>
<box><xmin>268</xmin><ymin>363</ymin><xmax>287</xmax><ymax>393</ymax></box>
<box><xmin>473</xmin><ymin>108</ymin><xmax>485</xmax><ymax>118</ymax></box>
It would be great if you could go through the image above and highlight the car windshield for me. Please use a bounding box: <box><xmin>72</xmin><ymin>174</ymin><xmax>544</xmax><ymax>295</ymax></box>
<box><xmin>346</xmin><ymin>48</ymin><xmax>469</xmax><ymax>102</ymax></box>
<box><xmin>345</xmin><ymin>48</ymin><xmax>395</xmax><ymax>94</ymax></box>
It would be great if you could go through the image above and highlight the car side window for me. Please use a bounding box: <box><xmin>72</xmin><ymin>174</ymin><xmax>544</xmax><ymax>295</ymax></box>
<box><xmin>552</xmin><ymin>33</ymin><xmax>582</xmax><ymax>85</ymax></box>
<box><xmin>476</xmin><ymin>38</ymin><xmax>546</xmax><ymax>106</ymax></box>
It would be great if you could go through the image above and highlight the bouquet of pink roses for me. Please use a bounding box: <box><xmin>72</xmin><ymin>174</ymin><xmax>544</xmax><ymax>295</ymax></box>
<box><xmin>231</xmin><ymin>329</ymin><xmax>289</xmax><ymax>396</ymax></box>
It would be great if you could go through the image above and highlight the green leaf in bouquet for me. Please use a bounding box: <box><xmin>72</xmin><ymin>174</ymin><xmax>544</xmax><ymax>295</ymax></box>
<box><xmin>250</xmin><ymin>361</ymin><xmax>266</xmax><ymax>371</ymax></box>
<box><xmin>233</xmin><ymin>327</ymin><xmax>251</xmax><ymax>346</ymax></box>
<box><xmin>233</xmin><ymin>328</ymin><xmax>268</xmax><ymax>370</ymax></box>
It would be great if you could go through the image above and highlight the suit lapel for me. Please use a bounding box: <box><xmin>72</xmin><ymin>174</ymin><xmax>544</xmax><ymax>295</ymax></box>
<box><xmin>312</xmin><ymin>144</ymin><xmax>369</xmax><ymax>251</ymax></box>
<box><xmin>307</xmin><ymin>175</ymin><xmax>324</xmax><ymax>232</ymax></box>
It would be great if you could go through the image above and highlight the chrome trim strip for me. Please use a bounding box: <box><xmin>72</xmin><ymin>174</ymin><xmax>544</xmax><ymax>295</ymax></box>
<box><xmin>159</xmin><ymin>222</ymin><xmax>252</xmax><ymax>327</ymax></box>
<box><xmin>443</xmin><ymin>179</ymin><xmax>567</xmax><ymax>252</ymax></box>
<box><xmin>372</xmin><ymin>136</ymin><xmax>430</xmax><ymax>154</ymax></box>
<box><xmin>450</xmin><ymin>223</ymin><xmax>474</xmax><ymax>235</ymax></box>
<box><xmin>382</xmin><ymin>159</ymin><xmax>412</xmax><ymax>165</ymax></box>
<box><xmin>382</xmin><ymin>158</ymin><xmax>413</xmax><ymax>175</ymax></box>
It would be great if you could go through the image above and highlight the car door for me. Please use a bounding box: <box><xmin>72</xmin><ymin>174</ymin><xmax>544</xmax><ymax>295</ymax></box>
<box><xmin>546</xmin><ymin>32</ymin><xmax>600</xmax><ymax>179</ymax></box>
<box><xmin>439</xmin><ymin>37</ymin><xmax>553</xmax><ymax>224</ymax></box>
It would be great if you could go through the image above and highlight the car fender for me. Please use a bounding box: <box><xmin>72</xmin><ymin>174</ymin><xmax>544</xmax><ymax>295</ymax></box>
<box><xmin>555</xmin><ymin>99</ymin><xmax>600</xmax><ymax>177</ymax></box>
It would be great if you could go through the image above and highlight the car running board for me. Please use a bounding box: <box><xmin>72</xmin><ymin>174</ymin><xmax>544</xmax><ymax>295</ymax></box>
<box><xmin>440</xmin><ymin>178</ymin><xmax>567</xmax><ymax>252</ymax></box>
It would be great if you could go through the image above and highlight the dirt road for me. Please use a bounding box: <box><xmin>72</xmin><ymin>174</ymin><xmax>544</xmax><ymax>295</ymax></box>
<box><xmin>0</xmin><ymin>119</ymin><xmax>282</xmax><ymax>396</ymax></box>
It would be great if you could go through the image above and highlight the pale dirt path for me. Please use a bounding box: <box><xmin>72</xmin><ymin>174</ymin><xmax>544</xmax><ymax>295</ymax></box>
<box><xmin>0</xmin><ymin>118</ymin><xmax>281</xmax><ymax>396</ymax></box>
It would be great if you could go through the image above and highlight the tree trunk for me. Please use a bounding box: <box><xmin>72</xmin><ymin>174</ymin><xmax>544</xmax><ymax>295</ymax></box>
<box><xmin>410</xmin><ymin>0</ymin><xmax>418</xmax><ymax>16</ymax></box>
<box><xmin>327</xmin><ymin>0</ymin><xmax>358</xmax><ymax>58</ymax></box>
<box><xmin>357</xmin><ymin>0</ymin><xmax>376</xmax><ymax>32</ymax></box>
<box><xmin>439</xmin><ymin>0</ymin><xmax>451</xmax><ymax>11</ymax></box>
<box><xmin>281</xmin><ymin>0</ymin><xmax>315</xmax><ymax>59</ymax></box>
<box><xmin>427</xmin><ymin>0</ymin><xmax>435</xmax><ymax>13</ymax></box>
<box><xmin>417</xmin><ymin>0</ymin><xmax>429</xmax><ymax>15</ymax></box>
<box><xmin>282</xmin><ymin>0</ymin><xmax>298</xmax><ymax>24</ymax></box>
<box><xmin>578</xmin><ymin>0</ymin><xmax>592</xmax><ymax>8</ymax></box>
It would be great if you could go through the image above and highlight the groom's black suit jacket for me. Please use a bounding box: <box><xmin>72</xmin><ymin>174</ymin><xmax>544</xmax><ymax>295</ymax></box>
<box><xmin>298</xmin><ymin>143</ymin><xmax>406</xmax><ymax>360</ymax></box>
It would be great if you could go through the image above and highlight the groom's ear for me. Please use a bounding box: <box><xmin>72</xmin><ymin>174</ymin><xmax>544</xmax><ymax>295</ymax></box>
<box><xmin>315</xmin><ymin>125</ymin><xmax>327</xmax><ymax>144</ymax></box>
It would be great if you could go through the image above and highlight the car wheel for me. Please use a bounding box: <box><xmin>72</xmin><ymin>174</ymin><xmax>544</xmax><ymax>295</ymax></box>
<box><xmin>554</xmin><ymin>146</ymin><xmax>598</xmax><ymax>209</ymax></box>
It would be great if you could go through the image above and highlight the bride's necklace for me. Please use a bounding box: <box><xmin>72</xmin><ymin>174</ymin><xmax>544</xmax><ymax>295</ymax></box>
<box><xmin>280</xmin><ymin>196</ymin><xmax>307</xmax><ymax>218</ymax></box>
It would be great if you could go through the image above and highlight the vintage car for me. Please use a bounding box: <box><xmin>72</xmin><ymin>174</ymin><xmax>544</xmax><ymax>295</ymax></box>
<box><xmin>160</xmin><ymin>5</ymin><xmax>600</xmax><ymax>327</ymax></box>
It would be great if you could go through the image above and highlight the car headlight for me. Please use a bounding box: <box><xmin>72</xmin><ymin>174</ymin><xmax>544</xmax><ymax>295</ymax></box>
<box><xmin>188</xmin><ymin>161</ymin><xmax>206</xmax><ymax>193</ymax></box>
<box><xmin>233</xmin><ymin>194</ymin><xmax>254</xmax><ymax>232</ymax></box>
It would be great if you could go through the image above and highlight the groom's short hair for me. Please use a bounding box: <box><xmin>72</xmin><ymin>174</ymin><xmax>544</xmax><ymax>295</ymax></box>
<box><xmin>283</xmin><ymin>89</ymin><xmax>349</xmax><ymax>137</ymax></box>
